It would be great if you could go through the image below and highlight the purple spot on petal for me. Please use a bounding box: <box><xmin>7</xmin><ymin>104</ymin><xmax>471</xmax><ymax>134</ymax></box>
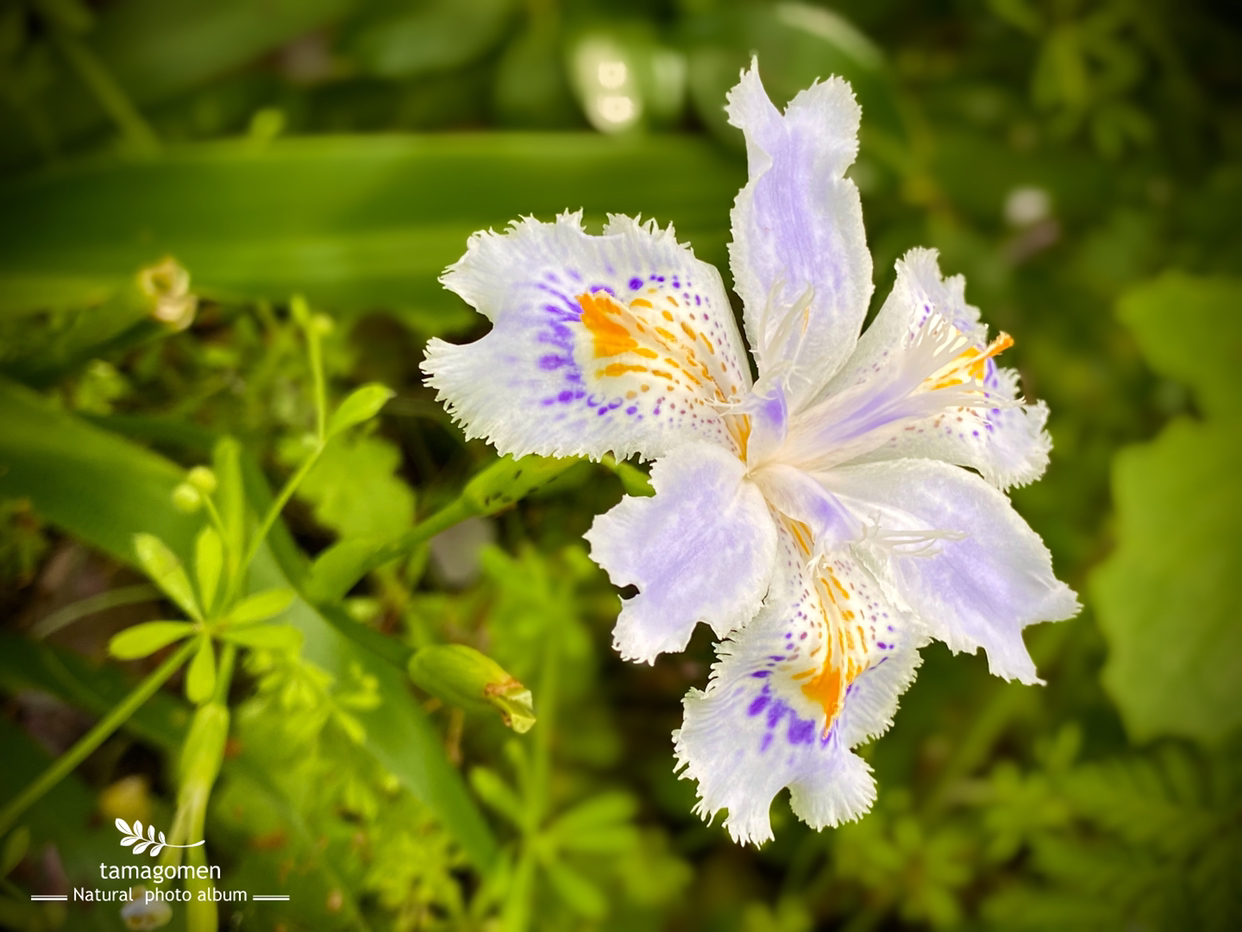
<box><xmin>767</xmin><ymin>700</ymin><xmax>789</xmax><ymax>729</ymax></box>
<box><xmin>788</xmin><ymin>717</ymin><xmax>815</xmax><ymax>745</ymax></box>
<box><xmin>760</xmin><ymin>733</ymin><xmax>773</xmax><ymax>752</ymax></box>
<box><xmin>747</xmin><ymin>690</ymin><xmax>771</xmax><ymax>716</ymax></box>
<box><xmin>628</xmin><ymin>277</ymin><xmax>643</xmax><ymax>290</ymax></box>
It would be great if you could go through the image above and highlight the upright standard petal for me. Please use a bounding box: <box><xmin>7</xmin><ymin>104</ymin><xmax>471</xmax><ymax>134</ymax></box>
<box><xmin>423</xmin><ymin>212</ymin><xmax>753</xmax><ymax>461</ymax></box>
<box><xmin>812</xmin><ymin>249</ymin><xmax>1051</xmax><ymax>489</ymax></box>
<box><xmin>826</xmin><ymin>458</ymin><xmax>1080</xmax><ymax>684</ymax></box>
<box><xmin>583</xmin><ymin>443</ymin><xmax>778</xmax><ymax>664</ymax></box>
<box><xmin>674</xmin><ymin>524</ymin><xmax>925</xmax><ymax>845</ymax></box>
<box><xmin>726</xmin><ymin>61</ymin><xmax>873</xmax><ymax>407</ymax></box>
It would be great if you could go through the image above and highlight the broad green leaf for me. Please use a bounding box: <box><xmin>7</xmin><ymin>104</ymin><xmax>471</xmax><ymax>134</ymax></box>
<box><xmin>305</xmin><ymin>536</ymin><xmax>391</xmax><ymax>605</ymax></box>
<box><xmin>0</xmin><ymin>136</ymin><xmax>740</xmax><ymax>319</ymax></box>
<box><xmin>185</xmin><ymin>636</ymin><xmax>217</xmax><ymax>704</ymax></box>
<box><xmin>194</xmin><ymin>526</ymin><xmax>223</xmax><ymax>616</ymax></box>
<box><xmin>1093</xmin><ymin>273</ymin><xmax>1242</xmax><ymax>744</ymax></box>
<box><xmin>108</xmin><ymin>621</ymin><xmax>195</xmax><ymax>660</ymax></box>
<box><xmin>1116</xmin><ymin>273</ymin><xmax>1242</xmax><ymax>422</ymax></box>
<box><xmin>226</xmin><ymin>588</ymin><xmax>295</xmax><ymax>625</ymax></box>
<box><xmin>133</xmin><ymin>533</ymin><xmax>200</xmax><ymax>620</ymax></box>
<box><xmin>283</xmin><ymin>433</ymin><xmax>414</xmax><ymax>541</ymax></box>
<box><xmin>0</xmin><ymin>0</ymin><xmax>357</xmax><ymax>169</ymax></box>
<box><xmin>1091</xmin><ymin>419</ymin><xmax>1242</xmax><ymax>743</ymax></box>
<box><xmin>344</xmin><ymin>0</ymin><xmax>514</xmax><ymax>79</ymax></box>
<box><xmin>0</xmin><ymin>379</ymin><xmax>198</xmax><ymax>563</ymax></box>
<box><xmin>326</xmin><ymin>383</ymin><xmax>395</xmax><ymax>438</ymax></box>
<box><xmin>218</xmin><ymin>624</ymin><xmax>303</xmax><ymax>651</ymax></box>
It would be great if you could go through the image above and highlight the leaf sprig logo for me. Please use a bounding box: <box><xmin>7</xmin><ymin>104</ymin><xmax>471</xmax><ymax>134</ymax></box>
<box><xmin>114</xmin><ymin>819</ymin><xmax>204</xmax><ymax>858</ymax></box>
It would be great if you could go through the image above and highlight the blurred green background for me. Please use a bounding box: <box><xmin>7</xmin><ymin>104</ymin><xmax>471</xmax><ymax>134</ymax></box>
<box><xmin>0</xmin><ymin>0</ymin><xmax>1240</xmax><ymax>930</ymax></box>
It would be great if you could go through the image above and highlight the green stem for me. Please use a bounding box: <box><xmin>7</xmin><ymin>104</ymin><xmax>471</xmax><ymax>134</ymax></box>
<box><xmin>199</xmin><ymin>493</ymin><xmax>228</xmax><ymax>543</ymax></box>
<box><xmin>306</xmin><ymin>322</ymin><xmax>327</xmax><ymax>443</ymax></box>
<box><xmin>504</xmin><ymin>628</ymin><xmax>559</xmax><ymax>932</ymax></box>
<box><xmin>237</xmin><ymin>441</ymin><xmax>325</xmax><ymax>589</ymax></box>
<box><xmin>212</xmin><ymin>643</ymin><xmax>236</xmax><ymax>705</ymax></box>
<box><xmin>349</xmin><ymin>496</ymin><xmax>477</xmax><ymax>585</ymax></box>
<box><xmin>30</xmin><ymin>584</ymin><xmax>159</xmax><ymax>639</ymax></box>
<box><xmin>0</xmin><ymin>638</ymin><xmax>196</xmax><ymax>836</ymax></box>
<box><xmin>49</xmin><ymin>30</ymin><xmax>160</xmax><ymax>156</ymax></box>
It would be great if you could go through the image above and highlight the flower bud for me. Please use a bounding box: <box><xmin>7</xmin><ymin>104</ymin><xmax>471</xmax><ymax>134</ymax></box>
<box><xmin>408</xmin><ymin>644</ymin><xmax>535</xmax><ymax>733</ymax></box>
<box><xmin>186</xmin><ymin>466</ymin><xmax>217</xmax><ymax>495</ymax></box>
<box><xmin>171</xmin><ymin>483</ymin><xmax>202</xmax><ymax>513</ymax></box>
<box><xmin>137</xmin><ymin>257</ymin><xmax>197</xmax><ymax>332</ymax></box>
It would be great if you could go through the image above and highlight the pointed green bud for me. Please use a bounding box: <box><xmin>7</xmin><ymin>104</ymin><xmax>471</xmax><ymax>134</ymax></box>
<box><xmin>408</xmin><ymin>644</ymin><xmax>535</xmax><ymax>733</ymax></box>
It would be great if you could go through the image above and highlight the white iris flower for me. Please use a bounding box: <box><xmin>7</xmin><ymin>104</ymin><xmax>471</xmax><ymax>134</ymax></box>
<box><xmin>423</xmin><ymin>61</ymin><xmax>1079</xmax><ymax>845</ymax></box>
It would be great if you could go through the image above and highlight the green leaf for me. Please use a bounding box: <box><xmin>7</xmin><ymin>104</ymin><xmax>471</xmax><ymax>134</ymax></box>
<box><xmin>542</xmin><ymin>858</ymin><xmax>608</xmax><ymax>919</ymax></box>
<box><xmin>468</xmin><ymin>767</ymin><xmax>525</xmax><ymax>829</ymax></box>
<box><xmin>305</xmin><ymin>536</ymin><xmax>390</xmax><ymax>604</ymax></box>
<box><xmin>1091</xmin><ymin>419</ymin><xmax>1242</xmax><ymax>743</ymax></box>
<box><xmin>282</xmin><ymin>433</ymin><xmax>415</xmax><ymax>541</ymax></box>
<box><xmin>326</xmin><ymin>383</ymin><xmax>395</xmax><ymax>439</ymax></box>
<box><xmin>0</xmin><ymin>379</ymin><xmax>198</xmax><ymax>564</ymax></box>
<box><xmin>134</xmin><ymin>533</ymin><xmax>201</xmax><ymax>620</ymax></box>
<box><xmin>218</xmin><ymin>624</ymin><xmax>302</xmax><ymax>652</ymax></box>
<box><xmin>0</xmin><ymin>0</ymin><xmax>357</xmax><ymax>169</ymax></box>
<box><xmin>0</xmin><ymin>387</ymin><xmax>497</xmax><ymax>867</ymax></box>
<box><xmin>344</xmin><ymin>0</ymin><xmax>514</xmax><ymax>79</ymax></box>
<box><xmin>547</xmin><ymin>792</ymin><xmax>641</xmax><ymax>853</ymax></box>
<box><xmin>0</xmin><ymin>136</ymin><xmax>740</xmax><ymax>319</ymax></box>
<box><xmin>548</xmin><ymin>791</ymin><xmax>638</xmax><ymax>834</ymax></box>
<box><xmin>185</xmin><ymin>636</ymin><xmax>217</xmax><ymax>704</ymax></box>
<box><xmin>225</xmin><ymin>588</ymin><xmax>295</xmax><ymax>625</ymax></box>
<box><xmin>194</xmin><ymin>526</ymin><xmax>223</xmax><ymax>616</ymax></box>
<box><xmin>108</xmin><ymin>620</ymin><xmax>195</xmax><ymax>660</ymax></box>
<box><xmin>0</xmin><ymin>826</ymin><xmax>29</xmax><ymax>878</ymax></box>
<box><xmin>1116</xmin><ymin>273</ymin><xmax>1242</xmax><ymax>422</ymax></box>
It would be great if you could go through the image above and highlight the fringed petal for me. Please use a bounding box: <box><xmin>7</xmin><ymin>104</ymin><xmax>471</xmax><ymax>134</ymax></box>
<box><xmin>802</xmin><ymin>248</ymin><xmax>1051</xmax><ymax>489</ymax></box>
<box><xmin>726</xmin><ymin>60</ymin><xmax>873</xmax><ymax>410</ymax></box>
<box><xmin>423</xmin><ymin>212</ymin><xmax>752</xmax><ymax>461</ymax></box>
<box><xmin>674</xmin><ymin>524</ymin><xmax>925</xmax><ymax>844</ymax></box>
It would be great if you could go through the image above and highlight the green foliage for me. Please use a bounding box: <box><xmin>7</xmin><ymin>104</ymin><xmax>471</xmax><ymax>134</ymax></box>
<box><xmin>281</xmin><ymin>432</ymin><xmax>415</xmax><ymax>541</ymax></box>
<box><xmin>1093</xmin><ymin>275</ymin><xmax>1242</xmax><ymax>743</ymax></box>
<box><xmin>0</xmin><ymin>0</ymin><xmax>1239</xmax><ymax>929</ymax></box>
